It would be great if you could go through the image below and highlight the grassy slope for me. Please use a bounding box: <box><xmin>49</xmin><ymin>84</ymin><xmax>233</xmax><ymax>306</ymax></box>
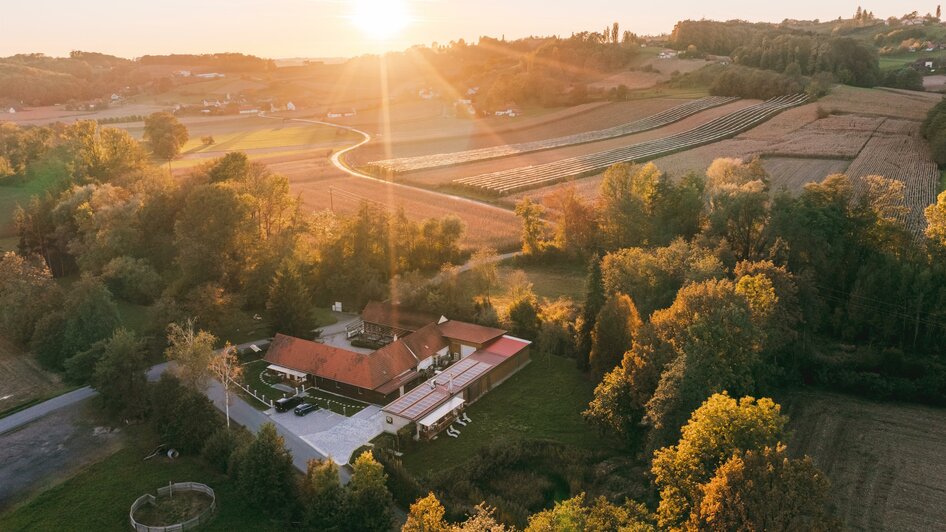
<box><xmin>483</xmin><ymin>260</ymin><xmax>588</xmax><ymax>313</ymax></box>
<box><xmin>0</xmin><ymin>427</ymin><xmax>284</xmax><ymax>532</ymax></box>
<box><xmin>400</xmin><ymin>354</ymin><xmax>619</xmax><ymax>477</ymax></box>
<box><xmin>180</xmin><ymin>123</ymin><xmax>359</xmax><ymax>154</ymax></box>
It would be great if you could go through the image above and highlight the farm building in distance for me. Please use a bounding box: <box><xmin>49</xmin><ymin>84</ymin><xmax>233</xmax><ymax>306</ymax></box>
<box><xmin>264</xmin><ymin>302</ymin><xmax>530</xmax><ymax>414</ymax></box>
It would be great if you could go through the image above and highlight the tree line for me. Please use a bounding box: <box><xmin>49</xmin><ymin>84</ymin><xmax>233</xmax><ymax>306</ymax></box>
<box><xmin>669</xmin><ymin>20</ymin><xmax>881</xmax><ymax>87</ymax></box>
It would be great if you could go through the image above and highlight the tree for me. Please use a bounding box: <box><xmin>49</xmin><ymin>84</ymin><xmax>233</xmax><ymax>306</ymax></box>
<box><xmin>514</xmin><ymin>197</ymin><xmax>546</xmax><ymax>255</ymax></box>
<box><xmin>345</xmin><ymin>451</ymin><xmax>394</xmax><ymax>532</ymax></box>
<box><xmin>150</xmin><ymin>374</ymin><xmax>221</xmax><ymax>453</ymax></box>
<box><xmin>469</xmin><ymin>247</ymin><xmax>500</xmax><ymax>305</ymax></box>
<box><xmin>457</xmin><ymin>503</ymin><xmax>510</xmax><ymax>531</ymax></box>
<box><xmin>926</xmin><ymin>190</ymin><xmax>946</xmax><ymax>248</ymax></box>
<box><xmin>546</xmin><ymin>186</ymin><xmax>597</xmax><ymax>256</ymax></box>
<box><xmin>174</xmin><ymin>182</ymin><xmax>254</xmax><ymax>288</ymax></box>
<box><xmin>705</xmin><ymin>158</ymin><xmax>771</xmax><ymax>261</ymax></box>
<box><xmin>144</xmin><ymin>112</ymin><xmax>189</xmax><ymax>164</ymax></box>
<box><xmin>301</xmin><ymin>458</ymin><xmax>345</xmax><ymax>531</ymax></box>
<box><xmin>505</xmin><ymin>270</ymin><xmax>541</xmax><ymax>338</ymax></box>
<box><xmin>165</xmin><ymin>318</ymin><xmax>217</xmax><ymax>391</ymax></box>
<box><xmin>404</xmin><ymin>493</ymin><xmax>451</xmax><ymax>532</ymax></box>
<box><xmin>65</xmin><ymin>121</ymin><xmax>147</xmax><ymax>183</ymax></box>
<box><xmin>236</xmin><ymin>423</ymin><xmax>296</xmax><ymax>518</ymax></box>
<box><xmin>644</xmin><ymin>279</ymin><xmax>764</xmax><ymax>446</ymax></box>
<box><xmin>585</xmin><ymin>326</ymin><xmax>675</xmax><ymax>441</ymax></box>
<box><xmin>267</xmin><ymin>259</ymin><xmax>313</xmax><ymax>337</ymax></box>
<box><xmin>576</xmin><ymin>254</ymin><xmax>605</xmax><ymax>370</ymax></box>
<box><xmin>57</xmin><ymin>276</ymin><xmax>121</xmax><ymax>369</ymax></box>
<box><xmin>92</xmin><ymin>329</ymin><xmax>148</xmax><ymax>420</ymax></box>
<box><xmin>692</xmin><ymin>444</ymin><xmax>834</xmax><ymax>531</ymax></box>
<box><xmin>0</xmin><ymin>252</ymin><xmax>61</xmax><ymax>345</ymax></box>
<box><xmin>651</xmin><ymin>393</ymin><xmax>788</xmax><ymax>530</ymax></box>
<box><xmin>526</xmin><ymin>493</ymin><xmax>657</xmax><ymax>532</ymax></box>
<box><xmin>210</xmin><ymin>342</ymin><xmax>243</xmax><ymax>429</ymax></box>
<box><xmin>589</xmin><ymin>293</ymin><xmax>642</xmax><ymax>379</ymax></box>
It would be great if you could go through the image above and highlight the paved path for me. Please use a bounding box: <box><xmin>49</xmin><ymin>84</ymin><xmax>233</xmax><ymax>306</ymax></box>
<box><xmin>0</xmin><ymin>387</ymin><xmax>98</xmax><ymax>435</ymax></box>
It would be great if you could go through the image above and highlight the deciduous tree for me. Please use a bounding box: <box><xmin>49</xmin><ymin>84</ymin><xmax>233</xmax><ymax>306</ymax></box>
<box><xmin>92</xmin><ymin>328</ymin><xmax>148</xmax><ymax>420</ymax></box>
<box><xmin>651</xmin><ymin>393</ymin><xmax>787</xmax><ymax>530</ymax></box>
<box><xmin>404</xmin><ymin>492</ymin><xmax>451</xmax><ymax>532</ymax></box>
<box><xmin>235</xmin><ymin>423</ymin><xmax>296</xmax><ymax>519</ymax></box>
<box><xmin>165</xmin><ymin>318</ymin><xmax>217</xmax><ymax>391</ymax></box>
<box><xmin>692</xmin><ymin>444</ymin><xmax>834</xmax><ymax>531</ymax></box>
<box><xmin>301</xmin><ymin>458</ymin><xmax>345</xmax><ymax>531</ymax></box>
<box><xmin>144</xmin><ymin>112</ymin><xmax>189</xmax><ymax>163</ymax></box>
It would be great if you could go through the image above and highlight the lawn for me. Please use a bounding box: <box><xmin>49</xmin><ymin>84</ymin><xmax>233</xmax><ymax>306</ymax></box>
<box><xmin>0</xmin><ymin>427</ymin><xmax>284</xmax><ymax>532</ymax></box>
<box><xmin>483</xmin><ymin>259</ymin><xmax>588</xmax><ymax>312</ymax></box>
<box><xmin>879</xmin><ymin>48</ymin><xmax>946</xmax><ymax>70</ymax></box>
<box><xmin>240</xmin><ymin>359</ymin><xmax>370</xmax><ymax>416</ymax></box>
<box><xmin>399</xmin><ymin>354</ymin><xmax>619</xmax><ymax>477</ymax></box>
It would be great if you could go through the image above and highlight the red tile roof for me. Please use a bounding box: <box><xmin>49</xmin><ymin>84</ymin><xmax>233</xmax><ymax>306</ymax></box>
<box><xmin>437</xmin><ymin>320</ymin><xmax>506</xmax><ymax>345</ymax></box>
<box><xmin>481</xmin><ymin>336</ymin><xmax>530</xmax><ymax>358</ymax></box>
<box><xmin>361</xmin><ymin>301</ymin><xmax>438</xmax><ymax>332</ymax></box>
<box><xmin>264</xmin><ymin>334</ymin><xmax>416</xmax><ymax>391</ymax></box>
<box><xmin>402</xmin><ymin>323</ymin><xmax>449</xmax><ymax>359</ymax></box>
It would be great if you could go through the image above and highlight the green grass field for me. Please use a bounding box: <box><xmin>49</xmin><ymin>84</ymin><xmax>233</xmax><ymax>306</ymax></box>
<box><xmin>879</xmin><ymin>49</ymin><xmax>946</xmax><ymax>70</ymax></box>
<box><xmin>0</xmin><ymin>156</ymin><xmax>69</xmax><ymax>238</ymax></box>
<box><xmin>0</xmin><ymin>427</ymin><xmax>284</xmax><ymax>532</ymax></box>
<box><xmin>399</xmin><ymin>354</ymin><xmax>619</xmax><ymax>477</ymax></box>
<box><xmin>483</xmin><ymin>260</ymin><xmax>588</xmax><ymax>312</ymax></box>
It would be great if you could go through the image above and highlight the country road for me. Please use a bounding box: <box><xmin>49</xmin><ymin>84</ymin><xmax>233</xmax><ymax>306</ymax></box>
<box><xmin>257</xmin><ymin>113</ymin><xmax>519</xmax><ymax>218</ymax></box>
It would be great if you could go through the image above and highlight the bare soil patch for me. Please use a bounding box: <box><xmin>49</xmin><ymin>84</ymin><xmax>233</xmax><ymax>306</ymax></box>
<box><xmin>819</xmin><ymin>86</ymin><xmax>941</xmax><ymax>121</ymax></box>
<box><xmin>762</xmin><ymin>157</ymin><xmax>851</xmax><ymax>191</ymax></box>
<box><xmin>784</xmin><ymin>391</ymin><xmax>946</xmax><ymax>531</ymax></box>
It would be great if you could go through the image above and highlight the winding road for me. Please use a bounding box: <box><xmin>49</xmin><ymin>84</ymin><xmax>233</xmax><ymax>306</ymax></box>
<box><xmin>257</xmin><ymin>113</ymin><xmax>520</xmax><ymax>218</ymax></box>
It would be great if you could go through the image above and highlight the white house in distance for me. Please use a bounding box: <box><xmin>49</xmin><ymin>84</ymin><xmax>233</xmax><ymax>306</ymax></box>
<box><xmin>327</xmin><ymin>108</ymin><xmax>357</xmax><ymax>118</ymax></box>
<box><xmin>286</xmin><ymin>101</ymin><xmax>296</xmax><ymax>111</ymax></box>
<box><xmin>494</xmin><ymin>102</ymin><xmax>522</xmax><ymax>117</ymax></box>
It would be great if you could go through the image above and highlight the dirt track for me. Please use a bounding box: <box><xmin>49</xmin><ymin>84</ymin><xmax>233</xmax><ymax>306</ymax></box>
<box><xmin>784</xmin><ymin>391</ymin><xmax>946</xmax><ymax>531</ymax></box>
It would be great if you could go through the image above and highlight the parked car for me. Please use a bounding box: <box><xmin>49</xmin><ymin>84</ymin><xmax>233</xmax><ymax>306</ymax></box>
<box><xmin>294</xmin><ymin>403</ymin><xmax>319</xmax><ymax>416</ymax></box>
<box><xmin>275</xmin><ymin>396</ymin><xmax>303</xmax><ymax>412</ymax></box>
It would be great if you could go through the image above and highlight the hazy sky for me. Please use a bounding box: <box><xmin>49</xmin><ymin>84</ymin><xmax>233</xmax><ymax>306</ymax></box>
<box><xmin>0</xmin><ymin>1</ymin><xmax>925</xmax><ymax>59</ymax></box>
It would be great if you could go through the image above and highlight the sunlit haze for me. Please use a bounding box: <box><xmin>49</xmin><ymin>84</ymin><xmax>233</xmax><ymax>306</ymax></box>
<box><xmin>0</xmin><ymin>0</ymin><xmax>922</xmax><ymax>58</ymax></box>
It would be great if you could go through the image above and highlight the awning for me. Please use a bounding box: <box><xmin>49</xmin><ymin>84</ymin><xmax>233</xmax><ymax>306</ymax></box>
<box><xmin>418</xmin><ymin>397</ymin><xmax>465</xmax><ymax>428</ymax></box>
<box><xmin>267</xmin><ymin>364</ymin><xmax>307</xmax><ymax>379</ymax></box>
<box><xmin>249</xmin><ymin>344</ymin><xmax>262</xmax><ymax>353</ymax></box>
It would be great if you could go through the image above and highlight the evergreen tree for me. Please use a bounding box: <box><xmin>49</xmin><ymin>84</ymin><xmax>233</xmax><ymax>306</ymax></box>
<box><xmin>92</xmin><ymin>329</ymin><xmax>148</xmax><ymax>420</ymax></box>
<box><xmin>235</xmin><ymin>423</ymin><xmax>296</xmax><ymax>519</ymax></box>
<box><xmin>267</xmin><ymin>259</ymin><xmax>313</xmax><ymax>337</ymax></box>
<box><xmin>576</xmin><ymin>253</ymin><xmax>605</xmax><ymax>370</ymax></box>
<box><xmin>589</xmin><ymin>293</ymin><xmax>642</xmax><ymax>379</ymax></box>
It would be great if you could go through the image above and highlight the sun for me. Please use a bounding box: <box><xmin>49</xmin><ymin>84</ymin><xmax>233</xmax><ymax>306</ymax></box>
<box><xmin>349</xmin><ymin>0</ymin><xmax>411</xmax><ymax>40</ymax></box>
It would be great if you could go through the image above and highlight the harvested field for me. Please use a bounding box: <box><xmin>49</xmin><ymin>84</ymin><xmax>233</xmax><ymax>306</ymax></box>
<box><xmin>733</xmin><ymin>102</ymin><xmax>820</xmax><ymax>141</ymax></box>
<box><xmin>364</xmin><ymin>97</ymin><xmax>738</xmax><ymax>174</ymax></box>
<box><xmin>283</xmin><ymin>170</ymin><xmax>521</xmax><ymax>251</ymax></box>
<box><xmin>400</xmin><ymin>100</ymin><xmax>759</xmax><ymax>188</ymax></box>
<box><xmin>784</xmin><ymin>391</ymin><xmax>946</xmax><ymax>531</ymax></box>
<box><xmin>590</xmin><ymin>57</ymin><xmax>717</xmax><ymax>90</ymax></box>
<box><xmin>819</xmin><ymin>86</ymin><xmax>941</xmax><ymax>121</ymax></box>
<box><xmin>0</xmin><ymin>338</ymin><xmax>65</xmax><ymax>415</ymax></box>
<box><xmin>762</xmin><ymin>157</ymin><xmax>851</xmax><ymax>191</ymax></box>
<box><xmin>345</xmin><ymin>98</ymin><xmax>699</xmax><ymax>165</ymax></box>
<box><xmin>845</xmin><ymin>126</ymin><xmax>939</xmax><ymax>235</ymax></box>
<box><xmin>456</xmin><ymin>94</ymin><xmax>808</xmax><ymax>195</ymax></box>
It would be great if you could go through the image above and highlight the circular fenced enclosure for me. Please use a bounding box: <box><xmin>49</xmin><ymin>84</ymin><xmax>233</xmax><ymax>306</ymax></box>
<box><xmin>129</xmin><ymin>482</ymin><xmax>216</xmax><ymax>531</ymax></box>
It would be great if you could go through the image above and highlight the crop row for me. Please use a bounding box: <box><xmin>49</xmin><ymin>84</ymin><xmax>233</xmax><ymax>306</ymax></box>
<box><xmin>455</xmin><ymin>94</ymin><xmax>809</xmax><ymax>195</ymax></box>
<box><xmin>364</xmin><ymin>96</ymin><xmax>738</xmax><ymax>174</ymax></box>
<box><xmin>846</xmin><ymin>131</ymin><xmax>939</xmax><ymax>237</ymax></box>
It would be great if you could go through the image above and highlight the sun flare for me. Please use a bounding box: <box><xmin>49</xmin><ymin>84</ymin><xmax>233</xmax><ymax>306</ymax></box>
<box><xmin>349</xmin><ymin>0</ymin><xmax>411</xmax><ymax>40</ymax></box>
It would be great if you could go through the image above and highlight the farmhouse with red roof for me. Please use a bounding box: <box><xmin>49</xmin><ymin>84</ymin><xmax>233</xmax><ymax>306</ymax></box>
<box><xmin>264</xmin><ymin>301</ymin><xmax>531</xmax><ymax>413</ymax></box>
